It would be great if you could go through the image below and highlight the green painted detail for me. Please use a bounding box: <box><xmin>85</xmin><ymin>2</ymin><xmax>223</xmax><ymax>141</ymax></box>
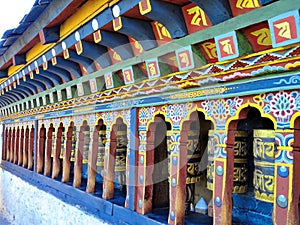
<box><xmin>157</xmin><ymin>58</ymin><xmax>173</xmax><ymax>76</ymax></box>
<box><xmin>191</xmin><ymin>45</ymin><xmax>207</xmax><ymax>68</ymax></box>
<box><xmin>132</xmin><ymin>65</ymin><xmax>147</xmax><ymax>83</ymax></box>
<box><xmin>112</xmin><ymin>72</ymin><xmax>124</xmax><ymax>88</ymax></box>
<box><xmin>236</xmin><ymin>31</ymin><xmax>253</xmax><ymax>57</ymax></box>
<box><xmin>96</xmin><ymin>77</ymin><xmax>106</xmax><ymax>92</ymax></box>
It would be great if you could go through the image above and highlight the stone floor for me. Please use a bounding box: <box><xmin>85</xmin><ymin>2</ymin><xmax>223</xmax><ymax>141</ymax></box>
<box><xmin>0</xmin><ymin>214</ymin><xmax>10</xmax><ymax>224</ymax></box>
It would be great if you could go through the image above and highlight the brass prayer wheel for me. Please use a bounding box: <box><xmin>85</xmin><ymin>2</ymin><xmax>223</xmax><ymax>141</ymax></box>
<box><xmin>82</xmin><ymin>130</ymin><xmax>90</xmax><ymax>164</ymax></box>
<box><xmin>186</xmin><ymin>130</ymin><xmax>202</xmax><ymax>184</ymax></box>
<box><xmin>115</xmin><ymin>129</ymin><xmax>127</xmax><ymax>172</ymax></box>
<box><xmin>70</xmin><ymin>129</ymin><xmax>76</xmax><ymax>162</ymax></box>
<box><xmin>233</xmin><ymin>131</ymin><xmax>248</xmax><ymax>193</ymax></box>
<box><xmin>97</xmin><ymin>129</ymin><xmax>106</xmax><ymax>167</ymax></box>
<box><xmin>59</xmin><ymin>131</ymin><xmax>66</xmax><ymax>159</ymax></box>
<box><xmin>253</xmin><ymin>129</ymin><xmax>275</xmax><ymax>203</ymax></box>
<box><xmin>207</xmin><ymin>130</ymin><xmax>215</xmax><ymax>191</ymax></box>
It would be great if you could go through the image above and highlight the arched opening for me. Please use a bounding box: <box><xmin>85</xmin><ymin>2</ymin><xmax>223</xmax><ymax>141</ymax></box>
<box><xmin>7</xmin><ymin>127</ymin><xmax>12</xmax><ymax>162</ymax></box>
<box><xmin>14</xmin><ymin>126</ymin><xmax>20</xmax><ymax>165</ymax></box>
<box><xmin>18</xmin><ymin>126</ymin><xmax>24</xmax><ymax>166</ymax></box>
<box><xmin>28</xmin><ymin>125</ymin><xmax>35</xmax><ymax>170</ymax></box>
<box><xmin>37</xmin><ymin>124</ymin><xmax>46</xmax><ymax>173</ymax></box>
<box><xmin>10</xmin><ymin>127</ymin><xmax>15</xmax><ymax>163</ymax></box>
<box><xmin>230</xmin><ymin>107</ymin><xmax>275</xmax><ymax>224</ymax></box>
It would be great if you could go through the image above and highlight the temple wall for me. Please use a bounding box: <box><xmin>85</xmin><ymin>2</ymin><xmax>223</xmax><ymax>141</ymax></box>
<box><xmin>0</xmin><ymin>169</ymin><xmax>108</xmax><ymax>225</ymax></box>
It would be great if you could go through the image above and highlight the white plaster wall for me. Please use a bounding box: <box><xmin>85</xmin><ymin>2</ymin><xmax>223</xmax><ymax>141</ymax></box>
<box><xmin>0</xmin><ymin>169</ymin><xmax>109</xmax><ymax>225</ymax></box>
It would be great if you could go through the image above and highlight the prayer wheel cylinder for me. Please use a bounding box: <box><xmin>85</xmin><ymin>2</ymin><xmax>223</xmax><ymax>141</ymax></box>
<box><xmin>207</xmin><ymin>130</ymin><xmax>215</xmax><ymax>191</ymax></box>
<box><xmin>253</xmin><ymin>129</ymin><xmax>275</xmax><ymax>202</ymax></box>
<box><xmin>233</xmin><ymin>131</ymin><xmax>248</xmax><ymax>193</ymax></box>
<box><xmin>59</xmin><ymin>131</ymin><xmax>66</xmax><ymax>159</ymax></box>
<box><xmin>186</xmin><ymin>130</ymin><xmax>202</xmax><ymax>184</ymax></box>
<box><xmin>82</xmin><ymin>130</ymin><xmax>90</xmax><ymax>164</ymax></box>
<box><xmin>70</xmin><ymin>129</ymin><xmax>76</xmax><ymax>162</ymax></box>
<box><xmin>51</xmin><ymin>132</ymin><xmax>56</xmax><ymax>157</ymax></box>
<box><xmin>115</xmin><ymin>129</ymin><xmax>127</xmax><ymax>172</ymax></box>
<box><xmin>97</xmin><ymin>130</ymin><xmax>106</xmax><ymax>168</ymax></box>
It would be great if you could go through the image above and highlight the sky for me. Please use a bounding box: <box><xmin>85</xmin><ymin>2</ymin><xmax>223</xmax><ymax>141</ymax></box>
<box><xmin>0</xmin><ymin>0</ymin><xmax>36</xmax><ymax>39</ymax></box>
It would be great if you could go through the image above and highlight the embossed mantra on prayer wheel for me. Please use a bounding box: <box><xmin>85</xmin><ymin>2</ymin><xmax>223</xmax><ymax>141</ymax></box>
<box><xmin>97</xmin><ymin>129</ymin><xmax>106</xmax><ymax>168</ymax></box>
<box><xmin>186</xmin><ymin>130</ymin><xmax>202</xmax><ymax>184</ymax></box>
<box><xmin>253</xmin><ymin>129</ymin><xmax>275</xmax><ymax>202</ymax></box>
<box><xmin>207</xmin><ymin>130</ymin><xmax>215</xmax><ymax>191</ymax></box>
<box><xmin>59</xmin><ymin>131</ymin><xmax>66</xmax><ymax>159</ymax></box>
<box><xmin>115</xmin><ymin>128</ymin><xmax>127</xmax><ymax>172</ymax></box>
<box><xmin>233</xmin><ymin>131</ymin><xmax>248</xmax><ymax>193</ymax></box>
<box><xmin>70</xmin><ymin>129</ymin><xmax>76</xmax><ymax>162</ymax></box>
<box><xmin>83</xmin><ymin>130</ymin><xmax>90</xmax><ymax>164</ymax></box>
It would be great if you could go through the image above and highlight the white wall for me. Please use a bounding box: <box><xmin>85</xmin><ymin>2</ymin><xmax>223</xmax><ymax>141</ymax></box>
<box><xmin>0</xmin><ymin>169</ymin><xmax>109</xmax><ymax>225</ymax></box>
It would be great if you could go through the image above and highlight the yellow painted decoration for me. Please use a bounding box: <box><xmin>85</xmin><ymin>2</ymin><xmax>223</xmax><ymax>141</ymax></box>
<box><xmin>75</xmin><ymin>41</ymin><xmax>83</xmax><ymax>55</ymax></box>
<box><xmin>63</xmin><ymin>49</ymin><xmax>70</xmax><ymax>59</ymax></box>
<box><xmin>275</xmin><ymin>22</ymin><xmax>292</xmax><ymax>39</ymax></box>
<box><xmin>251</xmin><ymin>28</ymin><xmax>272</xmax><ymax>46</ymax></box>
<box><xmin>139</xmin><ymin>0</ymin><xmax>152</xmax><ymax>15</ymax></box>
<box><xmin>52</xmin><ymin>57</ymin><xmax>57</xmax><ymax>66</ymax></box>
<box><xmin>43</xmin><ymin>61</ymin><xmax>48</xmax><ymax>70</ymax></box>
<box><xmin>93</xmin><ymin>30</ymin><xmax>102</xmax><ymax>43</ymax></box>
<box><xmin>187</xmin><ymin>6</ymin><xmax>208</xmax><ymax>27</ymax></box>
<box><xmin>113</xmin><ymin>17</ymin><xmax>122</xmax><ymax>31</ymax></box>
<box><xmin>236</xmin><ymin>0</ymin><xmax>260</xmax><ymax>9</ymax></box>
<box><xmin>153</xmin><ymin>21</ymin><xmax>171</xmax><ymax>39</ymax></box>
<box><xmin>201</xmin><ymin>42</ymin><xmax>217</xmax><ymax>59</ymax></box>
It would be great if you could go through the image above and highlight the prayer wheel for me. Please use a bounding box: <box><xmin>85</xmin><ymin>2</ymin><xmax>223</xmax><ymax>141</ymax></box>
<box><xmin>207</xmin><ymin>130</ymin><xmax>215</xmax><ymax>191</ymax></box>
<box><xmin>51</xmin><ymin>132</ymin><xmax>56</xmax><ymax>157</ymax></box>
<box><xmin>186</xmin><ymin>130</ymin><xmax>202</xmax><ymax>184</ymax></box>
<box><xmin>253</xmin><ymin>129</ymin><xmax>275</xmax><ymax>202</ymax></box>
<box><xmin>70</xmin><ymin>129</ymin><xmax>76</xmax><ymax>162</ymax></box>
<box><xmin>96</xmin><ymin>129</ymin><xmax>106</xmax><ymax>168</ymax></box>
<box><xmin>115</xmin><ymin>128</ymin><xmax>127</xmax><ymax>172</ymax></box>
<box><xmin>82</xmin><ymin>130</ymin><xmax>90</xmax><ymax>164</ymax></box>
<box><xmin>59</xmin><ymin>131</ymin><xmax>66</xmax><ymax>159</ymax></box>
<box><xmin>233</xmin><ymin>131</ymin><xmax>248</xmax><ymax>193</ymax></box>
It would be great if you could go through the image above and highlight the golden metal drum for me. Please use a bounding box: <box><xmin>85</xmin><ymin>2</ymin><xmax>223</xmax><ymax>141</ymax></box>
<box><xmin>59</xmin><ymin>131</ymin><xmax>66</xmax><ymax>159</ymax></box>
<box><xmin>253</xmin><ymin>129</ymin><xmax>275</xmax><ymax>202</ymax></box>
<box><xmin>96</xmin><ymin>130</ymin><xmax>106</xmax><ymax>167</ymax></box>
<box><xmin>70</xmin><ymin>129</ymin><xmax>76</xmax><ymax>162</ymax></box>
<box><xmin>82</xmin><ymin>130</ymin><xmax>90</xmax><ymax>164</ymax></box>
<box><xmin>186</xmin><ymin>130</ymin><xmax>202</xmax><ymax>184</ymax></box>
<box><xmin>233</xmin><ymin>131</ymin><xmax>248</xmax><ymax>193</ymax></box>
<box><xmin>207</xmin><ymin>130</ymin><xmax>215</xmax><ymax>191</ymax></box>
<box><xmin>115</xmin><ymin>130</ymin><xmax>127</xmax><ymax>172</ymax></box>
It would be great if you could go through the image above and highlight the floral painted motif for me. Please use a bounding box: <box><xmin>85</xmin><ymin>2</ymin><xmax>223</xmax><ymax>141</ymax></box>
<box><xmin>212</xmin><ymin>99</ymin><xmax>230</xmax><ymax>121</ymax></box>
<box><xmin>262</xmin><ymin>91</ymin><xmax>300</xmax><ymax>128</ymax></box>
<box><xmin>139</xmin><ymin>108</ymin><xmax>149</xmax><ymax>126</ymax></box>
<box><xmin>167</xmin><ymin>104</ymin><xmax>187</xmax><ymax>128</ymax></box>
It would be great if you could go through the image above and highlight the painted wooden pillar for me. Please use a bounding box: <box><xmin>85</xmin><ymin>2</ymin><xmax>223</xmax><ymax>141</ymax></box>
<box><xmin>37</xmin><ymin>124</ymin><xmax>46</xmax><ymax>173</ymax></box>
<box><xmin>125</xmin><ymin>108</ymin><xmax>138</xmax><ymax>210</ymax></box>
<box><xmin>23</xmin><ymin>126</ymin><xmax>29</xmax><ymax>168</ymax></box>
<box><xmin>52</xmin><ymin>123</ymin><xmax>64</xmax><ymax>179</ymax></box>
<box><xmin>6</xmin><ymin>127</ymin><xmax>11</xmax><ymax>161</ymax></box>
<box><xmin>74</xmin><ymin>121</ymin><xmax>87</xmax><ymax>188</ymax></box>
<box><xmin>273</xmin><ymin>129</ymin><xmax>298</xmax><ymax>225</ymax></box>
<box><xmin>86</xmin><ymin>124</ymin><xmax>99</xmax><ymax>193</ymax></box>
<box><xmin>28</xmin><ymin>125</ymin><xmax>35</xmax><ymax>170</ymax></box>
<box><xmin>2</xmin><ymin>127</ymin><xmax>7</xmax><ymax>160</ymax></box>
<box><xmin>14</xmin><ymin>127</ymin><xmax>20</xmax><ymax>164</ymax></box>
<box><xmin>62</xmin><ymin>122</ymin><xmax>74</xmax><ymax>183</ymax></box>
<box><xmin>44</xmin><ymin>124</ymin><xmax>54</xmax><ymax>176</ymax></box>
<box><xmin>213</xmin><ymin>129</ymin><xmax>233</xmax><ymax>225</ymax></box>
<box><xmin>168</xmin><ymin>129</ymin><xmax>186</xmax><ymax>225</ymax></box>
<box><xmin>18</xmin><ymin>126</ymin><xmax>24</xmax><ymax>166</ymax></box>
<box><xmin>10</xmin><ymin>127</ymin><xmax>15</xmax><ymax>163</ymax></box>
<box><xmin>102</xmin><ymin>123</ymin><xmax>117</xmax><ymax>199</ymax></box>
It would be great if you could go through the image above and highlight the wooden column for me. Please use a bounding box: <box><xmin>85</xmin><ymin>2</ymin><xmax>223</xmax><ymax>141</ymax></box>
<box><xmin>13</xmin><ymin>127</ymin><xmax>20</xmax><ymax>164</ymax></box>
<box><xmin>10</xmin><ymin>128</ymin><xmax>15</xmax><ymax>163</ymax></box>
<box><xmin>102</xmin><ymin>124</ymin><xmax>117</xmax><ymax>199</ymax></box>
<box><xmin>62</xmin><ymin>123</ymin><xmax>74</xmax><ymax>183</ymax></box>
<box><xmin>6</xmin><ymin>128</ymin><xmax>11</xmax><ymax>161</ymax></box>
<box><xmin>23</xmin><ymin>126</ymin><xmax>29</xmax><ymax>168</ymax></box>
<box><xmin>73</xmin><ymin>122</ymin><xmax>86</xmax><ymax>188</ymax></box>
<box><xmin>28</xmin><ymin>125</ymin><xmax>35</xmax><ymax>170</ymax></box>
<box><xmin>86</xmin><ymin>124</ymin><xmax>100</xmax><ymax>193</ymax></box>
<box><xmin>2</xmin><ymin>127</ymin><xmax>7</xmax><ymax>160</ymax></box>
<box><xmin>18</xmin><ymin>126</ymin><xmax>24</xmax><ymax>166</ymax></box>
<box><xmin>37</xmin><ymin>124</ymin><xmax>46</xmax><ymax>173</ymax></box>
<box><xmin>44</xmin><ymin>124</ymin><xmax>54</xmax><ymax>176</ymax></box>
<box><xmin>52</xmin><ymin>123</ymin><xmax>64</xmax><ymax>179</ymax></box>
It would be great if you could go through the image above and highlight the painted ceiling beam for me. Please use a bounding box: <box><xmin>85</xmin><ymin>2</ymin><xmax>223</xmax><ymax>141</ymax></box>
<box><xmin>80</xmin><ymin>41</ymin><xmax>111</xmax><ymax>68</ymax></box>
<box><xmin>38</xmin><ymin>70</ymin><xmax>62</xmax><ymax>85</ymax></box>
<box><xmin>1</xmin><ymin>93</ymin><xmax>19</xmax><ymax>102</ymax></box>
<box><xmin>113</xmin><ymin>17</ymin><xmax>157</xmax><ymax>51</ymax></box>
<box><xmin>5</xmin><ymin>91</ymin><xmax>23</xmax><ymax>101</ymax></box>
<box><xmin>33</xmin><ymin>73</ymin><xmax>55</xmax><ymax>88</ymax></box>
<box><xmin>140</xmin><ymin>0</ymin><xmax>187</xmax><ymax>38</ymax></box>
<box><xmin>24</xmin><ymin>79</ymin><xmax>46</xmax><ymax>91</ymax></box>
<box><xmin>68</xmin><ymin>50</ymin><xmax>96</xmax><ymax>74</ymax></box>
<box><xmin>99</xmin><ymin>30</ymin><xmax>133</xmax><ymax>60</ymax></box>
<box><xmin>10</xmin><ymin>89</ymin><xmax>30</xmax><ymax>98</ymax></box>
<box><xmin>18</xmin><ymin>81</ymin><xmax>37</xmax><ymax>95</ymax></box>
<box><xmin>55</xmin><ymin>57</ymin><xmax>82</xmax><ymax>79</ymax></box>
<box><xmin>46</xmin><ymin>65</ymin><xmax>72</xmax><ymax>83</ymax></box>
<box><xmin>0</xmin><ymin>96</ymin><xmax>13</xmax><ymax>105</ymax></box>
<box><xmin>39</xmin><ymin>26</ymin><xmax>60</xmax><ymax>44</ymax></box>
<box><xmin>190</xmin><ymin>0</ymin><xmax>232</xmax><ymax>25</ymax></box>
